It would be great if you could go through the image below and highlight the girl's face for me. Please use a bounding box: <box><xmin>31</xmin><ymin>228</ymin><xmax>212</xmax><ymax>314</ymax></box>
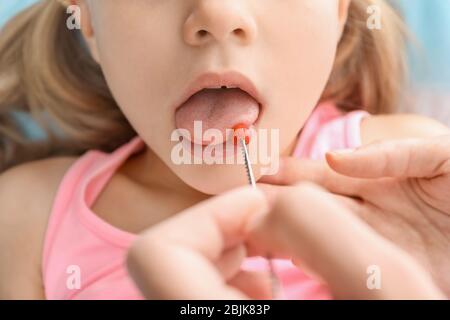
<box><xmin>78</xmin><ymin>0</ymin><xmax>350</xmax><ymax>194</ymax></box>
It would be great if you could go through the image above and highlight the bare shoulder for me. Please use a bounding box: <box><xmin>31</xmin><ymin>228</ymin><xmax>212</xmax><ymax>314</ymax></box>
<box><xmin>361</xmin><ymin>113</ymin><xmax>450</xmax><ymax>145</ymax></box>
<box><xmin>0</xmin><ymin>156</ymin><xmax>78</xmax><ymax>299</ymax></box>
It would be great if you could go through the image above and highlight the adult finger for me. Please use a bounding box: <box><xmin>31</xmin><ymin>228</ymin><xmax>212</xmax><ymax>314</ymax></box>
<box><xmin>258</xmin><ymin>157</ymin><xmax>365</xmax><ymax>197</ymax></box>
<box><xmin>127</xmin><ymin>186</ymin><xmax>269</xmax><ymax>300</ymax></box>
<box><xmin>247</xmin><ymin>183</ymin><xmax>444</xmax><ymax>299</ymax></box>
<box><xmin>228</xmin><ymin>270</ymin><xmax>272</xmax><ymax>300</ymax></box>
<box><xmin>326</xmin><ymin>136</ymin><xmax>450</xmax><ymax>179</ymax></box>
<box><xmin>215</xmin><ymin>245</ymin><xmax>247</xmax><ymax>281</ymax></box>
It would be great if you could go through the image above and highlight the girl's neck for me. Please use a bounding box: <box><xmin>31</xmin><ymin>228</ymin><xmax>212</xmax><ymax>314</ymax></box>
<box><xmin>118</xmin><ymin>144</ymin><xmax>208</xmax><ymax>200</ymax></box>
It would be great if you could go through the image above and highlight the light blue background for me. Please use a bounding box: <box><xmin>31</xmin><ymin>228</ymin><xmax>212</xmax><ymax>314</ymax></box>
<box><xmin>0</xmin><ymin>0</ymin><xmax>38</xmax><ymax>27</ymax></box>
<box><xmin>394</xmin><ymin>0</ymin><xmax>450</xmax><ymax>88</ymax></box>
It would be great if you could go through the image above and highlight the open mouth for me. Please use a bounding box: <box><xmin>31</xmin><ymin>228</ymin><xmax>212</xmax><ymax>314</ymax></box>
<box><xmin>174</xmin><ymin>72</ymin><xmax>263</xmax><ymax>147</ymax></box>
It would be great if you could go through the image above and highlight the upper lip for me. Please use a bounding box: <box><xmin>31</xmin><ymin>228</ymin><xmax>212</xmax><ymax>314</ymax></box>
<box><xmin>175</xmin><ymin>71</ymin><xmax>264</xmax><ymax>112</ymax></box>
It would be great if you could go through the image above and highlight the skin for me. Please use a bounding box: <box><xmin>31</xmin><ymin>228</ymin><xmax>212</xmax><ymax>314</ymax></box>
<box><xmin>127</xmin><ymin>183</ymin><xmax>445</xmax><ymax>300</ymax></box>
<box><xmin>259</xmin><ymin>136</ymin><xmax>450</xmax><ymax>297</ymax></box>
<box><xmin>0</xmin><ymin>0</ymin><xmax>449</xmax><ymax>299</ymax></box>
<box><xmin>81</xmin><ymin>0</ymin><xmax>349</xmax><ymax>194</ymax></box>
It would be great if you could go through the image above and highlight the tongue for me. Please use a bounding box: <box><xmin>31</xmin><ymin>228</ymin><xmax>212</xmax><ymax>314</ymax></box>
<box><xmin>175</xmin><ymin>88</ymin><xmax>260</xmax><ymax>145</ymax></box>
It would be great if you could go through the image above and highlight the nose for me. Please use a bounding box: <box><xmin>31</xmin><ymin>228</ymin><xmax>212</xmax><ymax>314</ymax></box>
<box><xmin>183</xmin><ymin>0</ymin><xmax>257</xmax><ymax>46</ymax></box>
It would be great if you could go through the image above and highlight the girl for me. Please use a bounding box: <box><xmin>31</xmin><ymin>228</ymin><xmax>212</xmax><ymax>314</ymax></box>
<box><xmin>0</xmin><ymin>0</ymin><xmax>448</xmax><ymax>299</ymax></box>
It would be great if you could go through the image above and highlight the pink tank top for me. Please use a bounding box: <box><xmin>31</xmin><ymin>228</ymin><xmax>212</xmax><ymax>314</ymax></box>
<box><xmin>42</xmin><ymin>102</ymin><xmax>368</xmax><ymax>300</ymax></box>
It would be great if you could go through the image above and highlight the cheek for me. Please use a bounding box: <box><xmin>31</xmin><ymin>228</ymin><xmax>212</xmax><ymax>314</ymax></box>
<box><xmin>89</xmin><ymin>3</ymin><xmax>181</xmax><ymax>149</ymax></box>
<box><xmin>257</xmin><ymin>2</ymin><xmax>340</xmax><ymax>150</ymax></box>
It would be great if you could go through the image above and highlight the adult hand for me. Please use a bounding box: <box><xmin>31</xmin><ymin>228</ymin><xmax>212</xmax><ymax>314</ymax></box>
<box><xmin>260</xmin><ymin>136</ymin><xmax>450</xmax><ymax>296</ymax></box>
<box><xmin>126</xmin><ymin>186</ymin><xmax>273</xmax><ymax>300</ymax></box>
<box><xmin>126</xmin><ymin>184</ymin><xmax>444</xmax><ymax>300</ymax></box>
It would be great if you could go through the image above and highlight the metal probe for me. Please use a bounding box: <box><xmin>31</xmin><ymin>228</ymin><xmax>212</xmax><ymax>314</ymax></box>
<box><xmin>238</xmin><ymin>137</ymin><xmax>281</xmax><ymax>300</ymax></box>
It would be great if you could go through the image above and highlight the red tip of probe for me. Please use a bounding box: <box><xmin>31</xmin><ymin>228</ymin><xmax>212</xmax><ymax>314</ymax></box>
<box><xmin>233</xmin><ymin>123</ymin><xmax>251</xmax><ymax>145</ymax></box>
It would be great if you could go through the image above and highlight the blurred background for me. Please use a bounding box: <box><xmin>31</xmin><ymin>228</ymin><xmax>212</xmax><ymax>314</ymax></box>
<box><xmin>393</xmin><ymin>0</ymin><xmax>450</xmax><ymax>126</ymax></box>
<box><xmin>1</xmin><ymin>0</ymin><xmax>450</xmax><ymax>137</ymax></box>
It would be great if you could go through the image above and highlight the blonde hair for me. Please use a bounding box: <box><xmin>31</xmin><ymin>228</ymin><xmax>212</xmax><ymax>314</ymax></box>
<box><xmin>0</xmin><ymin>0</ymin><xmax>407</xmax><ymax>171</ymax></box>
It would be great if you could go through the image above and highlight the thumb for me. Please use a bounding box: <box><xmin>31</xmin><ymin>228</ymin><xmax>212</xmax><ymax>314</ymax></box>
<box><xmin>127</xmin><ymin>186</ymin><xmax>269</xmax><ymax>300</ymax></box>
<box><xmin>247</xmin><ymin>183</ymin><xmax>444</xmax><ymax>299</ymax></box>
<box><xmin>326</xmin><ymin>136</ymin><xmax>450</xmax><ymax>179</ymax></box>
